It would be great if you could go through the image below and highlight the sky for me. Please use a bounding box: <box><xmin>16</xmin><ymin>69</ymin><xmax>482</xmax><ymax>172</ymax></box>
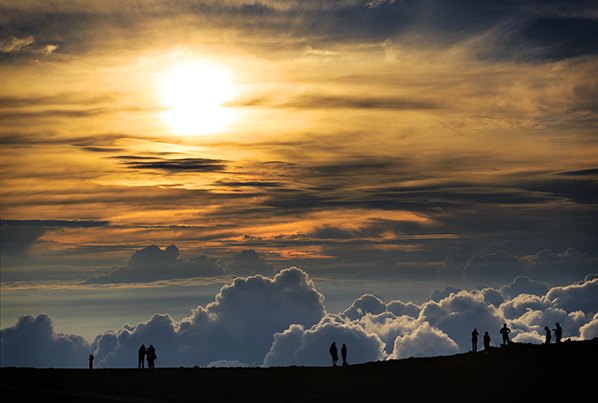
<box><xmin>1</xmin><ymin>0</ymin><xmax>597</xmax><ymax>368</ymax></box>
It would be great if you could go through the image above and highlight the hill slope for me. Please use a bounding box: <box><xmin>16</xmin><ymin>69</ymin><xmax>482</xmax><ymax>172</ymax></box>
<box><xmin>2</xmin><ymin>339</ymin><xmax>596</xmax><ymax>402</ymax></box>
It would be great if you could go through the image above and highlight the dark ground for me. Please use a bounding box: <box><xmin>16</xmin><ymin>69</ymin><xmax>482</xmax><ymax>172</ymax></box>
<box><xmin>2</xmin><ymin>339</ymin><xmax>597</xmax><ymax>402</ymax></box>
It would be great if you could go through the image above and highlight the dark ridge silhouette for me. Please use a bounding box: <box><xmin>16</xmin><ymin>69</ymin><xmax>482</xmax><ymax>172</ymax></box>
<box><xmin>1</xmin><ymin>339</ymin><xmax>596</xmax><ymax>403</ymax></box>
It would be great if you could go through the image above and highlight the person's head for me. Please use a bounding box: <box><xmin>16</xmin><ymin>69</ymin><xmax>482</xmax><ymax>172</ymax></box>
<box><xmin>503</xmin><ymin>323</ymin><xmax>507</xmax><ymax>327</ymax></box>
<box><xmin>556</xmin><ymin>322</ymin><xmax>560</xmax><ymax>326</ymax></box>
<box><xmin>485</xmin><ymin>331</ymin><xmax>488</xmax><ymax>335</ymax></box>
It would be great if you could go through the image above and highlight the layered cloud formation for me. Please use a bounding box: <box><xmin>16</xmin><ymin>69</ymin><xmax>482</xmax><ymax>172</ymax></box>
<box><xmin>82</xmin><ymin>246</ymin><xmax>274</xmax><ymax>284</ymax></box>
<box><xmin>2</xmin><ymin>269</ymin><xmax>597</xmax><ymax>368</ymax></box>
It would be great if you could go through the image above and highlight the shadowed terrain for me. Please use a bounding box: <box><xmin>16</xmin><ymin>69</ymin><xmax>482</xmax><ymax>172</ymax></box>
<box><xmin>2</xmin><ymin>339</ymin><xmax>596</xmax><ymax>402</ymax></box>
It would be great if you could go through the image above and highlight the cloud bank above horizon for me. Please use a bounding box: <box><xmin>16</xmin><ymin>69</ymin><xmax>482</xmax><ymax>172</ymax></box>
<box><xmin>2</xmin><ymin>268</ymin><xmax>597</xmax><ymax>368</ymax></box>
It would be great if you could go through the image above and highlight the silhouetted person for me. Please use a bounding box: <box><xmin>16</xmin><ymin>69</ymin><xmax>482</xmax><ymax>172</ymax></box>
<box><xmin>544</xmin><ymin>326</ymin><xmax>551</xmax><ymax>344</ymax></box>
<box><xmin>138</xmin><ymin>344</ymin><xmax>146</xmax><ymax>369</ymax></box>
<box><xmin>329</xmin><ymin>342</ymin><xmax>338</xmax><ymax>366</ymax></box>
<box><xmin>89</xmin><ymin>354</ymin><xmax>94</xmax><ymax>370</ymax></box>
<box><xmin>341</xmin><ymin>343</ymin><xmax>348</xmax><ymax>366</ymax></box>
<box><xmin>147</xmin><ymin>345</ymin><xmax>157</xmax><ymax>369</ymax></box>
<box><xmin>471</xmin><ymin>328</ymin><xmax>479</xmax><ymax>352</ymax></box>
<box><xmin>554</xmin><ymin>323</ymin><xmax>562</xmax><ymax>343</ymax></box>
<box><xmin>500</xmin><ymin>323</ymin><xmax>511</xmax><ymax>346</ymax></box>
<box><xmin>483</xmin><ymin>331</ymin><xmax>491</xmax><ymax>351</ymax></box>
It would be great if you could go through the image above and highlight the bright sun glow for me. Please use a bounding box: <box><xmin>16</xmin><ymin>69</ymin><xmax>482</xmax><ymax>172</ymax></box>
<box><xmin>161</xmin><ymin>63</ymin><xmax>235</xmax><ymax>135</ymax></box>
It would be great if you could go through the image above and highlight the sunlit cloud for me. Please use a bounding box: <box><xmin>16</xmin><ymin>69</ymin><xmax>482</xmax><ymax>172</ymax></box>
<box><xmin>1</xmin><ymin>0</ymin><xmax>596</xmax><ymax>366</ymax></box>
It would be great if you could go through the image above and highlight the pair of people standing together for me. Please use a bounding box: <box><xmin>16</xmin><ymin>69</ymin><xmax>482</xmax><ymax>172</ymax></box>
<box><xmin>471</xmin><ymin>328</ymin><xmax>492</xmax><ymax>352</ymax></box>
<box><xmin>329</xmin><ymin>342</ymin><xmax>348</xmax><ymax>366</ymax></box>
<box><xmin>138</xmin><ymin>344</ymin><xmax>157</xmax><ymax>369</ymax></box>
<box><xmin>544</xmin><ymin>322</ymin><xmax>563</xmax><ymax>344</ymax></box>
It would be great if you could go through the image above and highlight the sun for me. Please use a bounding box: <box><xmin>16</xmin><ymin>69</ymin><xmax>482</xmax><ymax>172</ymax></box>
<box><xmin>161</xmin><ymin>63</ymin><xmax>236</xmax><ymax>135</ymax></box>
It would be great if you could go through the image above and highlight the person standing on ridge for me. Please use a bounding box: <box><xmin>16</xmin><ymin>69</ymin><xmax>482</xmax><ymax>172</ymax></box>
<box><xmin>138</xmin><ymin>344</ymin><xmax>146</xmax><ymax>369</ymax></box>
<box><xmin>544</xmin><ymin>326</ymin><xmax>552</xmax><ymax>344</ymax></box>
<box><xmin>341</xmin><ymin>343</ymin><xmax>348</xmax><ymax>366</ymax></box>
<box><xmin>483</xmin><ymin>331</ymin><xmax>491</xmax><ymax>351</ymax></box>
<box><xmin>500</xmin><ymin>323</ymin><xmax>511</xmax><ymax>346</ymax></box>
<box><xmin>554</xmin><ymin>323</ymin><xmax>563</xmax><ymax>343</ymax></box>
<box><xmin>329</xmin><ymin>342</ymin><xmax>339</xmax><ymax>367</ymax></box>
<box><xmin>472</xmin><ymin>328</ymin><xmax>479</xmax><ymax>352</ymax></box>
<box><xmin>147</xmin><ymin>345</ymin><xmax>157</xmax><ymax>369</ymax></box>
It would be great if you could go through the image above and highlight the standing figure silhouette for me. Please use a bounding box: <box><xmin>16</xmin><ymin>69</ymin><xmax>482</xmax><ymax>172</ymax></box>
<box><xmin>89</xmin><ymin>354</ymin><xmax>94</xmax><ymax>370</ymax></box>
<box><xmin>138</xmin><ymin>344</ymin><xmax>146</xmax><ymax>369</ymax></box>
<box><xmin>544</xmin><ymin>326</ymin><xmax>552</xmax><ymax>344</ymax></box>
<box><xmin>147</xmin><ymin>345</ymin><xmax>157</xmax><ymax>369</ymax></box>
<box><xmin>554</xmin><ymin>323</ymin><xmax>562</xmax><ymax>343</ymax></box>
<box><xmin>329</xmin><ymin>342</ymin><xmax>339</xmax><ymax>367</ymax></box>
<box><xmin>471</xmin><ymin>328</ymin><xmax>479</xmax><ymax>352</ymax></box>
<box><xmin>483</xmin><ymin>331</ymin><xmax>491</xmax><ymax>351</ymax></box>
<box><xmin>500</xmin><ymin>323</ymin><xmax>511</xmax><ymax>346</ymax></box>
<box><xmin>341</xmin><ymin>343</ymin><xmax>348</xmax><ymax>366</ymax></box>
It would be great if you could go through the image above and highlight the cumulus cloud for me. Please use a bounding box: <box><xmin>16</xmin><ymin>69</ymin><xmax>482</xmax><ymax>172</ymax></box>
<box><xmin>500</xmin><ymin>276</ymin><xmax>550</xmax><ymax>298</ymax></box>
<box><xmin>579</xmin><ymin>313</ymin><xmax>598</xmax><ymax>339</ymax></box>
<box><xmin>341</xmin><ymin>294</ymin><xmax>388</xmax><ymax>320</ymax></box>
<box><xmin>545</xmin><ymin>277</ymin><xmax>598</xmax><ymax>314</ymax></box>
<box><xmin>389</xmin><ymin>322</ymin><xmax>460</xmax><ymax>359</ymax></box>
<box><xmin>0</xmin><ymin>314</ymin><xmax>91</xmax><ymax>368</ymax></box>
<box><xmin>499</xmin><ymin>277</ymin><xmax>598</xmax><ymax>342</ymax></box>
<box><xmin>444</xmin><ymin>241</ymin><xmax>595</xmax><ymax>285</ymax></box>
<box><xmin>263</xmin><ymin>315</ymin><xmax>386</xmax><ymax>367</ymax></box>
<box><xmin>94</xmin><ymin>267</ymin><xmax>326</xmax><ymax>367</ymax></box>
<box><xmin>82</xmin><ymin>244</ymin><xmax>226</xmax><ymax>284</ymax></box>
<box><xmin>386</xmin><ymin>299</ymin><xmax>420</xmax><ymax>318</ymax></box>
<box><xmin>463</xmin><ymin>250</ymin><xmax>527</xmax><ymax>284</ymax></box>
<box><xmin>525</xmin><ymin>248</ymin><xmax>593</xmax><ymax>283</ymax></box>
<box><xmin>427</xmin><ymin>286</ymin><xmax>463</xmax><ymax>302</ymax></box>
<box><xmin>226</xmin><ymin>249</ymin><xmax>274</xmax><ymax>277</ymax></box>
<box><xmin>418</xmin><ymin>290</ymin><xmax>506</xmax><ymax>350</ymax></box>
<box><xmin>3</xmin><ymin>272</ymin><xmax>597</xmax><ymax>369</ymax></box>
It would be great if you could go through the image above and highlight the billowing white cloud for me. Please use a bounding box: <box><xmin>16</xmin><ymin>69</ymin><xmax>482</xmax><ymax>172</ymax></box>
<box><xmin>579</xmin><ymin>313</ymin><xmax>598</xmax><ymax>340</ymax></box>
<box><xmin>263</xmin><ymin>314</ymin><xmax>386</xmax><ymax>367</ymax></box>
<box><xmin>94</xmin><ymin>267</ymin><xmax>326</xmax><ymax>367</ymax></box>
<box><xmin>500</xmin><ymin>293</ymin><xmax>552</xmax><ymax>319</ymax></box>
<box><xmin>545</xmin><ymin>277</ymin><xmax>598</xmax><ymax>314</ymax></box>
<box><xmin>341</xmin><ymin>294</ymin><xmax>388</xmax><ymax>320</ymax></box>
<box><xmin>418</xmin><ymin>290</ymin><xmax>506</xmax><ymax>350</ymax></box>
<box><xmin>388</xmin><ymin>322</ymin><xmax>460</xmax><ymax>359</ymax></box>
<box><xmin>500</xmin><ymin>277</ymin><xmax>598</xmax><ymax>342</ymax></box>
<box><xmin>3</xmin><ymin>272</ymin><xmax>597</xmax><ymax>369</ymax></box>
<box><xmin>427</xmin><ymin>286</ymin><xmax>463</xmax><ymax>302</ymax></box>
<box><xmin>386</xmin><ymin>299</ymin><xmax>420</xmax><ymax>318</ymax></box>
